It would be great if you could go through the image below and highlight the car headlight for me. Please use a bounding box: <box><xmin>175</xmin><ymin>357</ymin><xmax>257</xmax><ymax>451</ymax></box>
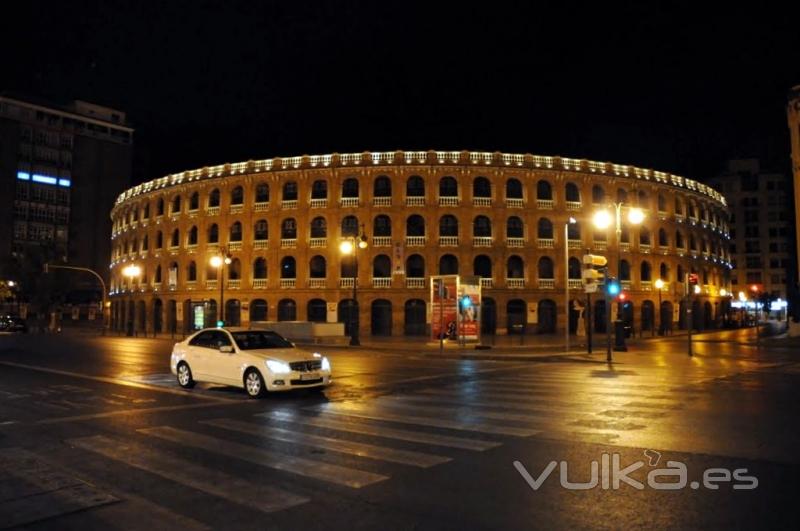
<box><xmin>266</xmin><ymin>360</ymin><xmax>291</xmax><ymax>374</ymax></box>
<box><xmin>321</xmin><ymin>357</ymin><xmax>331</xmax><ymax>371</ymax></box>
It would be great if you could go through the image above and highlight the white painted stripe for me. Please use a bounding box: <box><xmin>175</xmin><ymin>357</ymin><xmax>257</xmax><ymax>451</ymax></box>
<box><xmin>37</xmin><ymin>401</ymin><xmax>242</xmax><ymax>425</ymax></box>
<box><xmin>313</xmin><ymin>403</ymin><xmax>540</xmax><ymax>437</ymax></box>
<box><xmin>372</xmin><ymin>397</ymin><xmax>552</xmax><ymax>423</ymax></box>
<box><xmin>256</xmin><ymin>410</ymin><xmax>501</xmax><ymax>451</ymax></box>
<box><xmin>202</xmin><ymin>418</ymin><xmax>450</xmax><ymax>468</ymax></box>
<box><xmin>68</xmin><ymin>435</ymin><xmax>308</xmax><ymax>512</ymax></box>
<box><xmin>415</xmin><ymin>389</ymin><xmax>682</xmax><ymax>411</ymax></box>
<box><xmin>139</xmin><ymin>426</ymin><xmax>387</xmax><ymax>488</ymax></box>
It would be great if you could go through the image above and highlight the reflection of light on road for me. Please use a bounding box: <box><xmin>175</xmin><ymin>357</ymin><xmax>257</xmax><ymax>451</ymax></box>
<box><xmin>653</xmin><ymin>355</ymin><xmax>667</xmax><ymax>367</ymax></box>
<box><xmin>690</xmin><ymin>356</ymin><xmax>704</xmax><ymax>367</ymax></box>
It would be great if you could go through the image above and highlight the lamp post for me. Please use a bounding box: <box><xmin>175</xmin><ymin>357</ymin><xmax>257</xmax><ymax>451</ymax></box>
<box><xmin>339</xmin><ymin>224</ymin><xmax>368</xmax><ymax>346</ymax></box>
<box><xmin>592</xmin><ymin>203</ymin><xmax>645</xmax><ymax>351</ymax></box>
<box><xmin>654</xmin><ymin>278</ymin><xmax>664</xmax><ymax>336</ymax></box>
<box><xmin>210</xmin><ymin>247</ymin><xmax>232</xmax><ymax>327</ymax></box>
<box><xmin>564</xmin><ymin>217</ymin><xmax>577</xmax><ymax>352</ymax></box>
<box><xmin>122</xmin><ymin>264</ymin><xmax>141</xmax><ymax>336</ymax></box>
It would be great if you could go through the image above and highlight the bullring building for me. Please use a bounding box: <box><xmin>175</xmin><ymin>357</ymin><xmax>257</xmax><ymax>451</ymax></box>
<box><xmin>109</xmin><ymin>150</ymin><xmax>732</xmax><ymax>339</ymax></box>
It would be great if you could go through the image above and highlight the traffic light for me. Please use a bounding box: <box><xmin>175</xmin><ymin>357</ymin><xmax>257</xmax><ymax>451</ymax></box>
<box><xmin>607</xmin><ymin>277</ymin><xmax>620</xmax><ymax>296</ymax></box>
<box><xmin>460</xmin><ymin>295</ymin><xmax>472</xmax><ymax>310</ymax></box>
<box><xmin>582</xmin><ymin>254</ymin><xmax>608</xmax><ymax>292</ymax></box>
<box><xmin>618</xmin><ymin>291</ymin><xmax>627</xmax><ymax>302</ymax></box>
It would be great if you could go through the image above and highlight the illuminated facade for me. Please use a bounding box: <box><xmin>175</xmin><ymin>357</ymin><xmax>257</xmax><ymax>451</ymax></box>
<box><xmin>788</xmin><ymin>85</ymin><xmax>800</xmax><ymax>287</ymax></box>
<box><xmin>109</xmin><ymin>151</ymin><xmax>731</xmax><ymax>338</ymax></box>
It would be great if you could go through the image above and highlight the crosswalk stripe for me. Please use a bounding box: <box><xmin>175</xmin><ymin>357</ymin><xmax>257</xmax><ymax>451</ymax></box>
<box><xmin>68</xmin><ymin>435</ymin><xmax>309</xmax><ymax>512</ymax></box>
<box><xmin>256</xmin><ymin>411</ymin><xmax>501</xmax><ymax>451</ymax></box>
<box><xmin>470</xmin><ymin>379</ymin><xmax>671</xmax><ymax>390</ymax></box>
<box><xmin>372</xmin><ymin>397</ymin><xmax>552</xmax><ymax>423</ymax></box>
<box><xmin>313</xmin><ymin>403</ymin><xmax>540</xmax><ymax>437</ymax></box>
<box><xmin>201</xmin><ymin>418</ymin><xmax>450</xmax><ymax>468</ymax></box>
<box><xmin>139</xmin><ymin>426</ymin><xmax>387</xmax><ymax>488</ymax></box>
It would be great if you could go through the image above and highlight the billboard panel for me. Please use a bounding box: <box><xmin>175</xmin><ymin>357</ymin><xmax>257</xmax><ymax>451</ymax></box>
<box><xmin>431</xmin><ymin>276</ymin><xmax>458</xmax><ymax>340</ymax></box>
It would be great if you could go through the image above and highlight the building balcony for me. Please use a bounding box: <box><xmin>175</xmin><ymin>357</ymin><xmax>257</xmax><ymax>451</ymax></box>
<box><xmin>186</xmin><ymin>280</ymin><xmax>197</xmax><ymax>290</ymax></box>
<box><xmin>566</xmin><ymin>201</ymin><xmax>582</xmax><ymax>211</ymax></box>
<box><xmin>373</xmin><ymin>197</ymin><xmax>391</xmax><ymax>207</ymax></box>
<box><xmin>537</xmin><ymin>238</ymin><xmax>554</xmax><ymax>249</ymax></box>
<box><xmin>280</xmin><ymin>278</ymin><xmax>296</xmax><ymax>288</ymax></box>
<box><xmin>227</xmin><ymin>279</ymin><xmax>241</xmax><ymax>289</ymax></box>
<box><xmin>252</xmin><ymin>279</ymin><xmax>267</xmax><ymax>289</ymax></box>
<box><xmin>406</xmin><ymin>277</ymin><xmax>425</xmax><ymax>289</ymax></box>
<box><xmin>536</xmin><ymin>199</ymin><xmax>554</xmax><ymax>209</ymax></box>
<box><xmin>281</xmin><ymin>238</ymin><xmax>297</xmax><ymax>249</ymax></box>
<box><xmin>568</xmin><ymin>279</ymin><xmax>583</xmax><ymax>289</ymax></box>
<box><xmin>169</xmin><ymin>212</ymin><xmax>180</xmax><ymax>221</ymax></box>
<box><xmin>657</xmin><ymin>210</ymin><xmax>668</xmax><ymax>221</ymax></box>
<box><xmin>308</xmin><ymin>278</ymin><xmax>327</xmax><ymax>289</ymax></box>
<box><xmin>481</xmin><ymin>278</ymin><xmax>493</xmax><ymax>289</ymax></box>
<box><xmin>639</xmin><ymin>243</ymin><xmax>651</xmax><ymax>254</ymax></box>
<box><xmin>506</xmin><ymin>237</ymin><xmax>524</xmax><ymax>247</ymax></box>
<box><xmin>229</xmin><ymin>204</ymin><xmax>243</xmax><ymax>215</ymax></box>
<box><xmin>507</xmin><ymin>278</ymin><xmax>525</xmax><ymax>289</ymax></box>
<box><xmin>186</xmin><ymin>244</ymin><xmax>198</xmax><ymax>253</ymax></box>
<box><xmin>640</xmin><ymin>281</ymin><xmax>652</xmax><ymax>291</ymax></box>
<box><xmin>659</xmin><ymin>245</ymin><xmax>669</xmax><ymax>254</ymax></box>
<box><xmin>310</xmin><ymin>198</ymin><xmax>327</xmax><ymax>208</ymax></box>
<box><xmin>373</xmin><ymin>236</ymin><xmax>391</xmax><ymax>247</ymax></box>
<box><xmin>593</xmin><ymin>240</ymin><xmax>607</xmax><ymax>251</ymax></box>
<box><xmin>675</xmin><ymin>213</ymin><xmax>685</xmax><ymax>222</ymax></box>
<box><xmin>621</xmin><ymin>280</ymin><xmax>632</xmax><ymax>290</ymax></box>
<box><xmin>505</xmin><ymin>198</ymin><xmax>523</xmax><ymax>208</ymax></box>
<box><xmin>253</xmin><ymin>201</ymin><xmax>269</xmax><ymax>212</ymax></box>
<box><xmin>372</xmin><ymin>277</ymin><xmax>391</xmax><ymax>288</ymax></box>
<box><xmin>538</xmin><ymin>278</ymin><xmax>555</xmax><ymax>289</ymax></box>
<box><xmin>253</xmin><ymin>239</ymin><xmax>268</xmax><ymax>250</ymax></box>
<box><xmin>568</xmin><ymin>239</ymin><xmax>582</xmax><ymax>250</ymax></box>
<box><xmin>438</xmin><ymin>196</ymin><xmax>460</xmax><ymax>207</ymax></box>
<box><xmin>405</xmin><ymin>196</ymin><xmax>425</xmax><ymax>207</ymax></box>
<box><xmin>439</xmin><ymin>236</ymin><xmax>459</xmax><ymax>246</ymax></box>
<box><xmin>340</xmin><ymin>197</ymin><xmax>360</xmax><ymax>207</ymax></box>
<box><xmin>228</xmin><ymin>241</ymin><xmax>243</xmax><ymax>251</ymax></box>
<box><xmin>205</xmin><ymin>206</ymin><xmax>220</xmax><ymax>216</ymax></box>
<box><xmin>339</xmin><ymin>278</ymin><xmax>355</xmax><ymax>288</ymax></box>
<box><xmin>309</xmin><ymin>238</ymin><xmax>327</xmax><ymax>248</ymax></box>
<box><xmin>406</xmin><ymin>236</ymin><xmax>426</xmax><ymax>246</ymax></box>
<box><xmin>473</xmin><ymin>237</ymin><xmax>493</xmax><ymax>247</ymax></box>
<box><xmin>206</xmin><ymin>280</ymin><xmax>218</xmax><ymax>290</ymax></box>
<box><xmin>281</xmin><ymin>200</ymin><xmax>298</xmax><ymax>209</ymax></box>
<box><xmin>620</xmin><ymin>242</ymin><xmax>631</xmax><ymax>253</ymax></box>
<box><xmin>473</xmin><ymin>197</ymin><xmax>492</xmax><ymax>207</ymax></box>
<box><xmin>153</xmin><ymin>282</ymin><xmax>162</xmax><ymax>291</ymax></box>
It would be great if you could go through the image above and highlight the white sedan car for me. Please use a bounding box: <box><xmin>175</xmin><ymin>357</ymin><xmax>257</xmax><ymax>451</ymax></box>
<box><xmin>170</xmin><ymin>327</ymin><xmax>331</xmax><ymax>397</ymax></box>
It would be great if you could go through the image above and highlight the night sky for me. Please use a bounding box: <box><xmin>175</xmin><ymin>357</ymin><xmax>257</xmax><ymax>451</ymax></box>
<box><xmin>4</xmin><ymin>1</ymin><xmax>799</xmax><ymax>185</ymax></box>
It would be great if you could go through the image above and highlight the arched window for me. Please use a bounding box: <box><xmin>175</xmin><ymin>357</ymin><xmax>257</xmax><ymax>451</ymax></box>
<box><xmin>675</xmin><ymin>230</ymin><xmax>684</xmax><ymax>248</ymax></box>
<box><xmin>155</xmin><ymin>264</ymin><xmax>162</xmax><ymax>283</ymax></box>
<box><xmin>507</xmin><ymin>256</ymin><xmax>524</xmax><ymax>278</ymax></box>
<box><xmin>142</xmin><ymin>203</ymin><xmax>150</xmax><ymax>219</ymax></box>
<box><xmin>641</xmin><ymin>261</ymin><xmax>652</xmax><ymax>281</ymax></box>
<box><xmin>171</xmin><ymin>195</ymin><xmax>181</xmax><ymax>213</ymax></box>
<box><xmin>505</xmin><ymin>178</ymin><xmax>522</xmax><ymax>199</ymax></box>
<box><xmin>689</xmin><ymin>234</ymin><xmax>697</xmax><ymax>251</ymax></box>
<box><xmin>592</xmin><ymin>185</ymin><xmax>605</xmax><ymax>204</ymax></box>
<box><xmin>568</xmin><ymin>257</ymin><xmax>581</xmax><ymax>279</ymax></box>
<box><xmin>620</xmin><ymin>259</ymin><xmax>631</xmax><ymax>280</ymax></box>
<box><xmin>255</xmin><ymin>183</ymin><xmax>269</xmax><ymax>203</ymax></box>
<box><xmin>281</xmin><ymin>218</ymin><xmax>297</xmax><ymax>239</ymax></box>
<box><xmin>282</xmin><ymin>181</ymin><xmax>298</xmax><ymax>201</ymax></box>
<box><xmin>406</xmin><ymin>215</ymin><xmax>425</xmax><ymax>236</ymax></box>
<box><xmin>677</xmin><ymin>264</ymin><xmax>685</xmax><ymax>282</ymax></box>
<box><xmin>621</xmin><ymin>226</ymin><xmax>630</xmax><ymax>243</ymax></box>
<box><xmin>507</xmin><ymin>217</ymin><xmax>523</xmax><ymax>238</ymax></box>
<box><xmin>660</xmin><ymin>262</ymin><xmax>669</xmax><ymax>281</ymax></box>
<box><xmin>568</xmin><ymin>221</ymin><xmax>581</xmax><ymax>240</ymax></box>
<box><xmin>675</xmin><ymin>198</ymin><xmax>684</xmax><ymax>215</ymax></box>
<box><xmin>658</xmin><ymin>228</ymin><xmax>668</xmax><ymax>246</ymax></box>
<box><xmin>309</xmin><ymin>256</ymin><xmax>326</xmax><ymax>278</ymax></box>
<box><xmin>406</xmin><ymin>176</ymin><xmax>425</xmax><ymax>197</ymax></box>
<box><xmin>206</xmin><ymin>262</ymin><xmax>218</xmax><ymax>280</ymax></box>
<box><xmin>208</xmin><ymin>189</ymin><xmax>220</xmax><ymax>208</ymax></box>
<box><xmin>374</xmin><ymin>215</ymin><xmax>391</xmax><ymax>237</ymax></box>
<box><xmin>565</xmin><ymin>182</ymin><xmax>580</xmax><ymax>202</ymax></box>
<box><xmin>187</xmin><ymin>261</ymin><xmax>197</xmax><ymax>281</ymax></box>
<box><xmin>189</xmin><ymin>192</ymin><xmax>199</xmax><ymax>210</ymax></box>
<box><xmin>280</xmin><ymin>257</ymin><xmax>296</xmax><ymax>278</ymax></box>
<box><xmin>253</xmin><ymin>258</ymin><xmax>267</xmax><ymax>279</ymax></box>
<box><xmin>228</xmin><ymin>258</ymin><xmax>241</xmax><ymax>280</ymax></box>
<box><xmin>617</xmin><ymin>188</ymin><xmax>628</xmax><ymax>203</ymax></box>
<box><xmin>473</xmin><ymin>177</ymin><xmax>491</xmax><ymax>198</ymax></box>
<box><xmin>639</xmin><ymin>227</ymin><xmax>651</xmax><ymax>246</ymax></box>
<box><xmin>536</xmin><ymin>180</ymin><xmax>552</xmax><ymax>200</ymax></box>
<box><xmin>473</xmin><ymin>216</ymin><xmax>491</xmax><ymax>237</ymax></box>
<box><xmin>208</xmin><ymin>224</ymin><xmax>218</xmax><ymax>243</ymax></box>
<box><xmin>188</xmin><ymin>226</ymin><xmax>198</xmax><ymax>246</ymax></box>
<box><xmin>229</xmin><ymin>222</ymin><xmax>242</xmax><ymax>242</ymax></box>
<box><xmin>156</xmin><ymin>198</ymin><xmax>165</xmax><ymax>216</ymax></box>
<box><xmin>374</xmin><ymin>176</ymin><xmax>391</xmax><ymax>197</ymax></box>
<box><xmin>537</xmin><ymin>257</ymin><xmax>554</xmax><ymax>279</ymax></box>
<box><xmin>637</xmin><ymin>190</ymin><xmax>648</xmax><ymax>208</ymax></box>
<box><xmin>373</xmin><ymin>255</ymin><xmax>391</xmax><ymax>277</ymax></box>
<box><xmin>474</xmin><ymin>255</ymin><xmax>492</xmax><ymax>278</ymax></box>
<box><xmin>277</xmin><ymin>299</ymin><xmax>296</xmax><ymax>321</ymax></box>
<box><xmin>142</xmin><ymin>234</ymin><xmax>149</xmax><ymax>251</ymax></box>
<box><xmin>439</xmin><ymin>254</ymin><xmax>458</xmax><ymax>275</ymax></box>
<box><xmin>687</xmin><ymin>202</ymin><xmax>696</xmax><ymax>218</ymax></box>
<box><xmin>537</xmin><ymin>218</ymin><xmax>553</xmax><ymax>239</ymax></box>
<box><xmin>171</xmin><ymin>228</ymin><xmax>180</xmax><ymax>247</ymax></box>
<box><xmin>250</xmin><ymin>299</ymin><xmax>268</xmax><ymax>321</ymax></box>
<box><xmin>254</xmin><ymin>220</ymin><xmax>268</xmax><ymax>240</ymax></box>
<box><xmin>406</xmin><ymin>254</ymin><xmax>425</xmax><ymax>277</ymax></box>
<box><xmin>230</xmin><ymin>186</ymin><xmax>244</xmax><ymax>205</ymax></box>
<box><xmin>341</xmin><ymin>215</ymin><xmax>359</xmax><ymax>237</ymax></box>
<box><xmin>657</xmin><ymin>193</ymin><xmax>666</xmax><ymax>212</ymax></box>
<box><xmin>439</xmin><ymin>215</ymin><xmax>458</xmax><ymax>236</ymax></box>
<box><xmin>310</xmin><ymin>217</ymin><xmax>326</xmax><ymax>238</ymax></box>
<box><xmin>307</xmin><ymin>299</ymin><xmax>327</xmax><ymax>322</ymax></box>
<box><xmin>342</xmin><ymin>178</ymin><xmax>359</xmax><ymax>198</ymax></box>
<box><xmin>439</xmin><ymin>176</ymin><xmax>458</xmax><ymax>197</ymax></box>
<box><xmin>311</xmin><ymin>180</ymin><xmax>327</xmax><ymax>199</ymax></box>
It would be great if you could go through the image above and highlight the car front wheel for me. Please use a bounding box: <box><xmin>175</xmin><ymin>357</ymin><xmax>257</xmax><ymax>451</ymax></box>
<box><xmin>176</xmin><ymin>362</ymin><xmax>196</xmax><ymax>389</ymax></box>
<box><xmin>244</xmin><ymin>369</ymin><xmax>265</xmax><ymax>398</ymax></box>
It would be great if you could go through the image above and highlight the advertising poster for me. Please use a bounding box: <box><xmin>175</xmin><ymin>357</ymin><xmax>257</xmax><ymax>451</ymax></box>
<box><xmin>457</xmin><ymin>278</ymin><xmax>481</xmax><ymax>341</ymax></box>
<box><xmin>431</xmin><ymin>276</ymin><xmax>458</xmax><ymax>340</ymax></box>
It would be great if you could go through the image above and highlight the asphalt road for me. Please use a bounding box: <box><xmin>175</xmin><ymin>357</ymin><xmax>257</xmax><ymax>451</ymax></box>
<box><xmin>0</xmin><ymin>329</ymin><xmax>798</xmax><ymax>530</ymax></box>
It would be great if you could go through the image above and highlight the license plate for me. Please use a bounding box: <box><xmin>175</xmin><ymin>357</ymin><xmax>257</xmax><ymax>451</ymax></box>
<box><xmin>300</xmin><ymin>372</ymin><xmax>320</xmax><ymax>381</ymax></box>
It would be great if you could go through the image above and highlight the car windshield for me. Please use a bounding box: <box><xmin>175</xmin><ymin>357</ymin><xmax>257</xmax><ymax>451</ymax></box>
<box><xmin>231</xmin><ymin>331</ymin><xmax>294</xmax><ymax>350</ymax></box>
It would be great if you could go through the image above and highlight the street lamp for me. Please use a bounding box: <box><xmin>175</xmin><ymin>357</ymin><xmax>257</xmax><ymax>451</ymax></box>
<box><xmin>654</xmin><ymin>278</ymin><xmax>664</xmax><ymax>335</ymax></box>
<box><xmin>122</xmin><ymin>264</ymin><xmax>141</xmax><ymax>336</ymax></box>
<box><xmin>339</xmin><ymin>224</ymin><xmax>368</xmax><ymax>346</ymax></box>
<box><xmin>210</xmin><ymin>247</ymin><xmax>232</xmax><ymax>327</ymax></box>
<box><xmin>592</xmin><ymin>203</ymin><xmax>645</xmax><ymax>351</ymax></box>
<box><xmin>564</xmin><ymin>216</ymin><xmax>577</xmax><ymax>352</ymax></box>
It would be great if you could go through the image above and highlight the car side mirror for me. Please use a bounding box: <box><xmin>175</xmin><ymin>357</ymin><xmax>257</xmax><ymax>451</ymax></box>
<box><xmin>219</xmin><ymin>345</ymin><xmax>234</xmax><ymax>353</ymax></box>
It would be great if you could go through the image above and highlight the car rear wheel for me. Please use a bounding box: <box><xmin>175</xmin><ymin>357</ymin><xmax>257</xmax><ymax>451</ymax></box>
<box><xmin>244</xmin><ymin>369</ymin><xmax>265</xmax><ymax>398</ymax></box>
<box><xmin>177</xmin><ymin>362</ymin><xmax>196</xmax><ymax>389</ymax></box>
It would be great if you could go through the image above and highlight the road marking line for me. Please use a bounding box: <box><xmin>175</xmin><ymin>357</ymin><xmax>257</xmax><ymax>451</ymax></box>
<box><xmin>372</xmin><ymin>397</ymin><xmax>552</xmax><ymax>423</ymax></box>
<box><xmin>37</xmin><ymin>401</ymin><xmax>243</xmax><ymax>424</ymax></box>
<box><xmin>0</xmin><ymin>361</ymin><xmax>237</xmax><ymax>403</ymax></box>
<box><xmin>139</xmin><ymin>426</ymin><xmax>387</xmax><ymax>488</ymax></box>
<box><xmin>68</xmin><ymin>435</ymin><xmax>309</xmax><ymax>512</ymax></box>
<box><xmin>202</xmin><ymin>418</ymin><xmax>450</xmax><ymax>468</ymax></box>
<box><xmin>256</xmin><ymin>410</ymin><xmax>501</xmax><ymax>451</ymax></box>
<box><xmin>311</xmin><ymin>403</ymin><xmax>540</xmax><ymax>437</ymax></box>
